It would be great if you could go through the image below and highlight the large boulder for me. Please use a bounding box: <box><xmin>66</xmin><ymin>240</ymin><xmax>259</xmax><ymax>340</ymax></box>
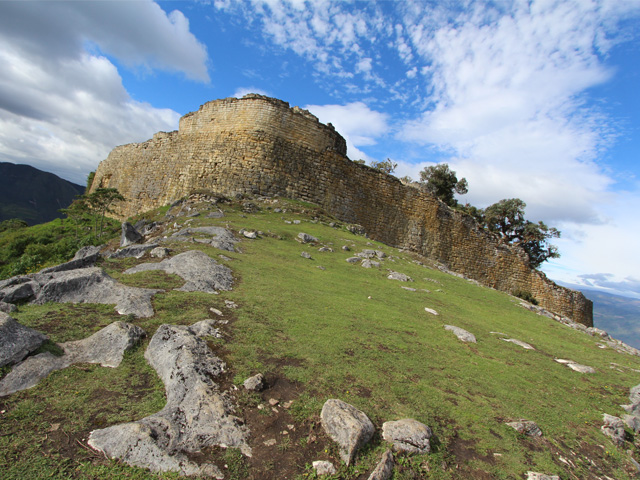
<box><xmin>0</xmin><ymin>321</ymin><xmax>145</xmax><ymax>397</ymax></box>
<box><xmin>0</xmin><ymin>313</ymin><xmax>48</xmax><ymax>367</ymax></box>
<box><xmin>124</xmin><ymin>250</ymin><xmax>233</xmax><ymax>294</ymax></box>
<box><xmin>88</xmin><ymin>323</ymin><xmax>250</xmax><ymax>477</ymax></box>
<box><xmin>382</xmin><ymin>418</ymin><xmax>432</xmax><ymax>454</ymax></box>
<box><xmin>39</xmin><ymin>245</ymin><xmax>102</xmax><ymax>274</ymax></box>
<box><xmin>120</xmin><ymin>222</ymin><xmax>143</xmax><ymax>247</ymax></box>
<box><xmin>321</xmin><ymin>399</ymin><xmax>375</xmax><ymax>465</ymax></box>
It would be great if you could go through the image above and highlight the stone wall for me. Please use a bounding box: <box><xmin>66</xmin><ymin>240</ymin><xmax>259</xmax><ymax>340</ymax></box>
<box><xmin>91</xmin><ymin>95</ymin><xmax>593</xmax><ymax>326</ymax></box>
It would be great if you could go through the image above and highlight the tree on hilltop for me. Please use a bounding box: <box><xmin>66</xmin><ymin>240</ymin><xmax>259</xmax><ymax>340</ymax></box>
<box><xmin>370</xmin><ymin>158</ymin><xmax>397</xmax><ymax>174</ymax></box>
<box><xmin>483</xmin><ymin>198</ymin><xmax>560</xmax><ymax>269</ymax></box>
<box><xmin>418</xmin><ymin>163</ymin><xmax>468</xmax><ymax>207</ymax></box>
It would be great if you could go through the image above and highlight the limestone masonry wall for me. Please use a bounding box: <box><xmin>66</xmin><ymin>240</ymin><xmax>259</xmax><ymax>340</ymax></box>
<box><xmin>91</xmin><ymin>95</ymin><xmax>593</xmax><ymax>326</ymax></box>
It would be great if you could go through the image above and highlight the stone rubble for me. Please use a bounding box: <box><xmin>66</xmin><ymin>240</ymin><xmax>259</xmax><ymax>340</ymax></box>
<box><xmin>321</xmin><ymin>399</ymin><xmax>375</xmax><ymax>466</ymax></box>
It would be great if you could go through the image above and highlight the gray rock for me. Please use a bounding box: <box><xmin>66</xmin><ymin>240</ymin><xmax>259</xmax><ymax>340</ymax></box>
<box><xmin>357</xmin><ymin>249</ymin><xmax>378</xmax><ymax>259</ymax></box>
<box><xmin>171</xmin><ymin>226</ymin><xmax>238</xmax><ymax>252</ymax></box>
<box><xmin>318</xmin><ymin>247</ymin><xmax>333</xmax><ymax>252</ymax></box>
<box><xmin>110</xmin><ymin>243</ymin><xmax>159</xmax><ymax>259</ymax></box>
<box><xmin>120</xmin><ymin>222</ymin><xmax>143</xmax><ymax>247</ymax></box>
<box><xmin>526</xmin><ymin>474</ymin><xmax>560</xmax><ymax>480</ymax></box>
<box><xmin>554</xmin><ymin>359</ymin><xmax>595</xmax><ymax>373</ymax></box>
<box><xmin>346</xmin><ymin>257</ymin><xmax>361</xmax><ymax>264</ymax></box>
<box><xmin>623</xmin><ymin>414</ymin><xmax>640</xmax><ymax>433</ymax></box>
<box><xmin>150</xmin><ymin>247</ymin><xmax>171</xmax><ymax>258</ymax></box>
<box><xmin>367</xmin><ymin>450</ymin><xmax>394</xmax><ymax>480</ymax></box>
<box><xmin>39</xmin><ymin>246</ymin><xmax>102</xmax><ymax>274</ymax></box>
<box><xmin>88</xmin><ymin>324</ymin><xmax>249</xmax><ymax>476</ymax></box>
<box><xmin>312</xmin><ymin>461</ymin><xmax>336</xmax><ymax>476</ymax></box>
<box><xmin>346</xmin><ymin>224</ymin><xmax>365</xmax><ymax>235</ymax></box>
<box><xmin>387</xmin><ymin>272</ymin><xmax>412</xmax><ymax>282</ymax></box>
<box><xmin>630</xmin><ymin>383</ymin><xmax>640</xmax><ymax>404</ymax></box>
<box><xmin>444</xmin><ymin>325</ymin><xmax>477</xmax><ymax>343</ymax></box>
<box><xmin>321</xmin><ymin>399</ymin><xmax>374</xmax><ymax>465</ymax></box>
<box><xmin>506</xmin><ymin>420</ymin><xmax>542</xmax><ymax>437</ymax></box>
<box><xmin>0</xmin><ymin>321</ymin><xmax>144</xmax><ymax>396</ymax></box>
<box><xmin>0</xmin><ymin>278</ymin><xmax>39</xmax><ymax>303</ymax></box>
<box><xmin>244</xmin><ymin>373</ymin><xmax>266</xmax><ymax>392</ymax></box>
<box><xmin>382</xmin><ymin>418</ymin><xmax>432</xmax><ymax>454</ymax></box>
<box><xmin>342</xmin><ymin>246</ymin><xmax>351</xmax><ymax>251</ymax></box>
<box><xmin>242</xmin><ymin>230</ymin><xmax>258</xmax><ymax>239</ymax></box>
<box><xmin>0</xmin><ymin>313</ymin><xmax>48</xmax><ymax>367</ymax></box>
<box><xmin>297</xmin><ymin>232</ymin><xmax>318</xmax><ymax>244</ymax></box>
<box><xmin>187</xmin><ymin>319</ymin><xmax>222</xmax><ymax>338</ymax></box>
<box><xmin>31</xmin><ymin>268</ymin><xmax>158</xmax><ymax>318</ymax></box>
<box><xmin>206</xmin><ymin>209</ymin><xmax>224</xmax><ymax>218</ymax></box>
<box><xmin>501</xmin><ymin>338</ymin><xmax>534</xmax><ymax>350</ymax></box>
<box><xmin>0</xmin><ymin>301</ymin><xmax>17</xmax><ymax>313</ymax></box>
<box><xmin>301</xmin><ymin>251</ymin><xmax>312</xmax><ymax>259</ymax></box>
<box><xmin>125</xmin><ymin>250</ymin><xmax>233</xmax><ymax>294</ymax></box>
<box><xmin>601</xmin><ymin>414</ymin><xmax>625</xmax><ymax>446</ymax></box>
<box><xmin>424</xmin><ymin>308</ymin><xmax>439</xmax><ymax>316</ymax></box>
<box><xmin>361</xmin><ymin>259</ymin><xmax>380</xmax><ymax>268</ymax></box>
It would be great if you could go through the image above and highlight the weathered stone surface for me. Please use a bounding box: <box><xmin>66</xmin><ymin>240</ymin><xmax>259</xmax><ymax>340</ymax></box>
<box><xmin>0</xmin><ymin>301</ymin><xmax>17</xmax><ymax>313</ymax></box>
<box><xmin>242</xmin><ymin>230</ymin><xmax>258</xmax><ymax>239</ymax></box>
<box><xmin>0</xmin><ymin>322</ymin><xmax>144</xmax><ymax>397</ymax></box>
<box><xmin>361</xmin><ymin>259</ymin><xmax>380</xmax><ymax>268</ymax></box>
<box><xmin>243</xmin><ymin>373</ymin><xmax>266</xmax><ymax>392</ymax></box>
<box><xmin>501</xmin><ymin>338</ymin><xmax>534</xmax><ymax>350</ymax></box>
<box><xmin>301</xmin><ymin>251</ymin><xmax>312</xmax><ymax>259</ymax></box>
<box><xmin>526</xmin><ymin>473</ymin><xmax>560</xmax><ymax>480</ymax></box>
<box><xmin>39</xmin><ymin>245</ymin><xmax>102</xmax><ymax>274</ymax></box>
<box><xmin>171</xmin><ymin>226</ymin><xmax>238</xmax><ymax>252</ymax></box>
<box><xmin>88</xmin><ymin>323</ymin><xmax>249</xmax><ymax>476</ymax></box>
<box><xmin>110</xmin><ymin>243</ymin><xmax>159</xmax><ymax>259</ymax></box>
<box><xmin>321</xmin><ymin>399</ymin><xmax>374</xmax><ymax>465</ymax></box>
<box><xmin>297</xmin><ymin>232</ymin><xmax>318</xmax><ymax>244</ymax></box>
<box><xmin>382</xmin><ymin>418</ymin><xmax>432</xmax><ymax>454</ymax></box>
<box><xmin>189</xmin><ymin>319</ymin><xmax>222</xmax><ymax>338</ymax></box>
<box><xmin>346</xmin><ymin>257</ymin><xmax>361</xmax><ymax>264</ymax></box>
<box><xmin>31</xmin><ymin>268</ymin><xmax>158</xmax><ymax>317</ymax></box>
<box><xmin>89</xmin><ymin>95</ymin><xmax>592</xmax><ymax>326</ymax></box>
<box><xmin>150</xmin><ymin>247</ymin><xmax>171</xmax><ymax>258</ymax></box>
<box><xmin>630</xmin><ymin>383</ymin><xmax>640</xmax><ymax>404</ymax></box>
<box><xmin>554</xmin><ymin>359</ymin><xmax>595</xmax><ymax>373</ymax></box>
<box><xmin>367</xmin><ymin>450</ymin><xmax>394</xmax><ymax>480</ymax></box>
<box><xmin>506</xmin><ymin>420</ymin><xmax>542</xmax><ymax>437</ymax></box>
<box><xmin>312</xmin><ymin>460</ymin><xmax>336</xmax><ymax>476</ymax></box>
<box><xmin>0</xmin><ymin>278</ymin><xmax>39</xmax><ymax>303</ymax></box>
<box><xmin>444</xmin><ymin>325</ymin><xmax>476</xmax><ymax>343</ymax></box>
<box><xmin>0</xmin><ymin>313</ymin><xmax>48</xmax><ymax>367</ymax></box>
<box><xmin>124</xmin><ymin>250</ymin><xmax>233</xmax><ymax>294</ymax></box>
<box><xmin>601</xmin><ymin>414</ymin><xmax>625</xmax><ymax>446</ymax></box>
<box><xmin>424</xmin><ymin>307</ymin><xmax>439</xmax><ymax>316</ymax></box>
<box><xmin>120</xmin><ymin>222</ymin><xmax>143</xmax><ymax>247</ymax></box>
<box><xmin>388</xmin><ymin>272</ymin><xmax>412</xmax><ymax>282</ymax></box>
<box><xmin>623</xmin><ymin>414</ymin><xmax>640</xmax><ymax>433</ymax></box>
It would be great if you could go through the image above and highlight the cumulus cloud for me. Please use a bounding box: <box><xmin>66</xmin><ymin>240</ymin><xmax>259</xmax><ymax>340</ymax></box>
<box><xmin>233</xmin><ymin>87</ymin><xmax>271</xmax><ymax>98</ymax></box>
<box><xmin>0</xmin><ymin>1</ymin><xmax>207</xmax><ymax>183</ymax></box>
<box><xmin>305</xmin><ymin>102</ymin><xmax>389</xmax><ymax>161</ymax></box>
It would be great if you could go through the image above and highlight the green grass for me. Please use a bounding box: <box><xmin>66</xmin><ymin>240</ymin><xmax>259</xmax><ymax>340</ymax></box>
<box><xmin>2</xmin><ymin>196</ymin><xmax>640</xmax><ymax>479</ymax></box>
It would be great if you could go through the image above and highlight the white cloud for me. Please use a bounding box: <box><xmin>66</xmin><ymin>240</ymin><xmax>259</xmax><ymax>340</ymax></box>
<box><xmin>233</xmin><ymin>87</ymin><xmax>271</xmax><ymax>98</ymax></box>
<box><xmin>305</xmin><ymin>102</ymin><xmax>389</xmax><ymax>161</ymax></box>
<box><xmin>0</xmin><ymin>1</ymin><xmax>206</xmax><ymax>183</ymax></box>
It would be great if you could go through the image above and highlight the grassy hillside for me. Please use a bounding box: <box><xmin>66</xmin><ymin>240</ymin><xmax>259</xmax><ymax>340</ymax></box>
<box><xmin>2</xmin><ymin>196</ymin><xmax>640</xmax><ymax>479</ymax></box>
<box><xmin>0</xmin><ymin>162</ymin><xmax>84</xmax><ymax>225</ymax></box>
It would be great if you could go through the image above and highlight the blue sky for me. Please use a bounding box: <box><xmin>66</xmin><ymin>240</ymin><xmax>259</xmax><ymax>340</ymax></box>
<box><xmin>0</xmin><ymin>0</ymin><xmax>639</xmax><ymax>300</ymax></box>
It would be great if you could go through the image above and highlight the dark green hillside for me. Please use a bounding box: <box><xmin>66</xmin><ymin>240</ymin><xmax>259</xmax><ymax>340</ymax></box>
<box><xmin>2</xmin><ymin>195</ymin><xmax>640</xmax><ymax>479</ymax></box>
<box><xmin>0</xmin><ymin>162</ymin><xmax>84</xmax><ymax>225</ymax></box>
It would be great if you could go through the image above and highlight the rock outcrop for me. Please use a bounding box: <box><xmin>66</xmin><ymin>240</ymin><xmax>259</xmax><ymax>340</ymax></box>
<box><xmin>89</xmin><ymin>95</ymin><xmax>592</xmax><ymax>326</ymax></box>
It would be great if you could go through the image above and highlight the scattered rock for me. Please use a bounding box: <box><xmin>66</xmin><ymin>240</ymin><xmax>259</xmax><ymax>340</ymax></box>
<box><xmin>120</xmin><ymin>222</ymin><xmax>143</xmax><ymax>247</ymax></box>
<box><xmin>293</xmin><ymin>220</ymin><xmax>301</xmax><ymax>225</ymax></box>
<box><xmin>601</xmin><ymin>414</ymin><xmax>625</xmax><ymax>446</ymax></box>
<box><xmin>188</xmin><ymin>319</ymin><xmax>222</xmax><ymax>338</ymax></box>
<box><xmin>125</xmin><ymin>250</ymin><xmax>233</xmax><ymax>294</ymax></box>
<box><xmin>526</xmin><ymin>473</ymin><xmax>560</xmax><ymax>480</ymax></box>
<box><xmin>206</xmin><ymin>210</ymin><xmax>224</xmax><ymax>219</ymax></box>
<box><xmin>346</xmin><ymin>224</ymin><xmax>366</xmax><ymax>235</ymax></box>
<box><xmin>39</xmin><ymin>245</ymin><xmax>102</xmax><ymax>273</ymax></box>
<box><xmin>342</xmin><ymin>246</ymin><xmax>351</xmax><ymax>251</ymax></box>
<box><xmin>171</xmin><ymin>226</ymin><xmax>238</xmax><ymax>252</ymax></box>
<box><xmin>244</xmin><ymin>374</ymin><xmax>266</xmax><ymax>392</ymax></box>
<box><xmin>110</xmin><ymin>243</ymin><xmax>159</xmax><ymax>259</ymax></box>
<box><xmin>501</xmin><ymin>338</ymin><xmax>534</xmax><ymax>350</ymax></box>
<box><xmin>361</xmin><ymin>259</ymin><xmax>380</xmax><ymax>268</ymax></box>
<box><xmin>0</xmin><ymin>301</ymin><xmax>17</xmax><ymax>313</ymax></box>
<box><xmin>88</xmin><ymin>323</ymin><xmax>250</xmax><ymax>476</ymax></box>
<box><xmin>444</xmin><ymin>325</ymin><xmax>476</xmax><ymax>343</ymax></box>
<box><xmin>297</xmin><ymin>233</ymin><xmax>318</xmax><ymax>244</ymax></box>
<box><xmin>346</xmin><ymin>257</ymin><xmax>361</xmax><ymax>264</ymax></box>
<box><xmin>321</xmin><ymin>399</ymin><xmax>375</xmax><ymax>465</ymax></box>
<box><xmin>269</xmin><ymin>398</ymin><xmax>279</xmax><ymax>406</ymax></box>
<box><xmin>301</xmin><ymin>252</ymin><xmax>312</xmax><ymax>259</ymax></box>
<box><xmin>242</xmin><ymin>230</ymin><xmax>258</xmax><ymax>239</ymax></box>
<box><xmin>623</xmin><ymin>414</ymin><xmax>640</xmax><ymax>433</ymax></box>
<box><xmin>312</xmin><ymin>460</ymin><xmax>336</xmax><ymax>476</ymax></box>
<box><xmin>150</xmin><ymin>247</ymin><xmax>171</xmax><ymax>258</ymax></box>
<box><xmin>264</xmin><ymin>439</ymin><xmax>277</xmax><ymax>447</ymax></box>
<box><xmin>225</xmin><ymin>300</ymin><xmax>238</xmax><ymax>309</ymax></box>
<box><xmin>210</xmin><ymin>307</ymin><xmax>223</xmax><ymax>316</ymax></box>
<box><xmin>554</xmin><ymin>359</ymin><xmax>595</xmax><ymax>373</ymax></box>
<box><xmin>0</xmin><ymin>313</ymin><xmax>48</xmax><ymax>367</ymax></box>
<box><xmin>0</xmin><ymin>322</ymin><xmax>144</xmax><ymax>396</ymax></box>
<box><xmin>424</xmin><ymin>308</ymin><xmax>439</xmax><ymax>316</ymax></box>
<box><xmin>318</xmin><ymin>247</ymin><xmax>333</xmax><ymax>252</ymax></box>
<box><xmin>506</xmin><ymin>420</ymin><xmax>542</xmax><ymax>437</ymax></box>
<box><xmin>367</xmin><ymin>450</ymin><xmax>394</xmax><ymax>480</ymax></box>
<box><xmin>242</xmin><ymin>201</ymin><xmax>258</xmax><ymax>213</ymax></box>
<box><xmin>382</xmin><ymin>418</ymin><xmax>432</xmax><ymax>454</ymax></box>
<box><xmin>387</xmin><ymin>272</ymin><xmax>412</xmax><ymax>282</ymax></box>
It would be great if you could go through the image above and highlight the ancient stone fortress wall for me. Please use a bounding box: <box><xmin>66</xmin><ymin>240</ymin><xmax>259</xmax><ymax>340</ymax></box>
<box><xmin>91</xmin><ymin>95</ymin><xmax>593</xmax><ymax>326</ymax></box>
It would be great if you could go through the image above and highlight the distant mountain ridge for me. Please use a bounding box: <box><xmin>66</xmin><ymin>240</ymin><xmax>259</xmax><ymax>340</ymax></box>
<box><xmin>0</xmin><ymin>162</ymin><xmax>84</xmax><ymax>225</ymax></box>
